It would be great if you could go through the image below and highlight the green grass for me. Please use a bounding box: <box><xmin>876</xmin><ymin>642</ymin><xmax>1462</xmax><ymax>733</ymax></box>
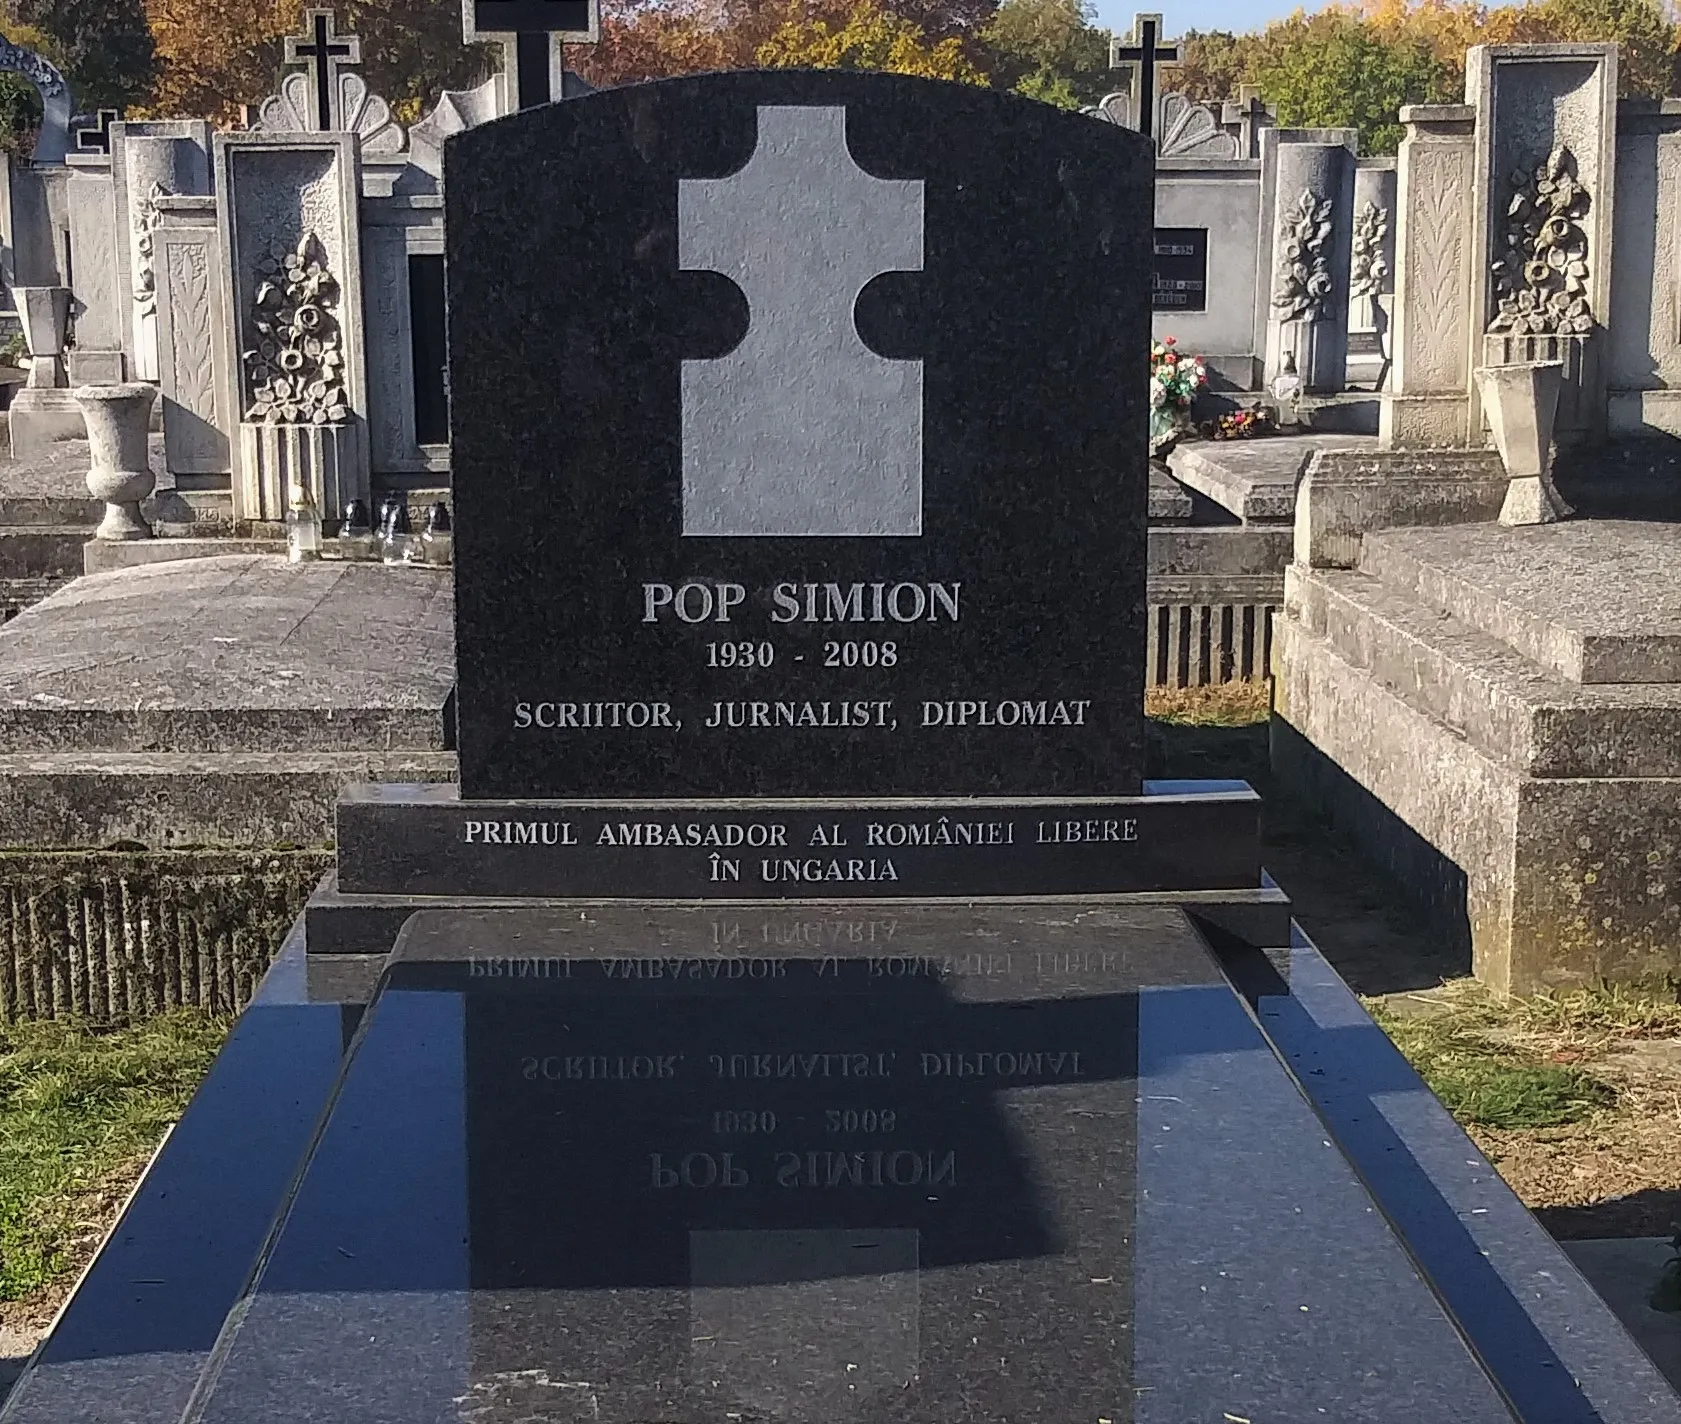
<box><xmin>1367</xmin><ymin>998</ymin><xmax>1616</xmax><ymax>1130</ymax></box>
<box><xmin>0</xmin><ymin>1011</ymin><xmax>230</xmax><ymax>1302</ymax></box>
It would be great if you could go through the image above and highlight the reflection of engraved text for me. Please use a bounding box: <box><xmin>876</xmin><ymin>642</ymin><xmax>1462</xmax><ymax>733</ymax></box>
<box><xmin>920</xmin><ymin>1050</ymin><xmax>1083</xmax><ymax>1080</ymax></box>
<box><xmin>648</xmin><ymin>1149</ymin><xmax>956</xmax><ymax>1189</ymax></box>
<box><xmin>522</xmin><ymin>1054</ymin><xmax>680</xmax><ymax>1080</ymax></box>
<box><xmin>709</xmin><ymin>1051</ymin><xmax>896</xmax><ymax>1078</ymax></box>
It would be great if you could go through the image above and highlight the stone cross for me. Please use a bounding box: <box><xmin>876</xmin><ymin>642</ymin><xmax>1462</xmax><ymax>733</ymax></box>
<box><xmin>1221</xmin><ymin>86</ymin><xmax>1275</xmax><ymax>159</ymax></box>
<box><xmin>1108</xmin><ymin>13</ymin><xmax>1182</xmax><ymax>142</ymax></box>
<box><xmin>74</xmin><ymin>108</ymin><xmax>119</xmax><ymax>154</ymax></box>
<box><xmin>679</xmin><ymin>105</ymin><xmax>923</xmax><ymax>537</ymax></box>
<box><xmin>284</xmin><ymin>9</ymin><xmax>360</xmax><ymax>132</ymax></box>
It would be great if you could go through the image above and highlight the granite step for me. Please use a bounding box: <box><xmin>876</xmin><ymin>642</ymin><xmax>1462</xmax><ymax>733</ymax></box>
<box><xmin>1357</xmin><ymin>522</ymin><xmax>1681</xmax><ymax>684</ymax></box>
<box><xmin>1287</xmin><ymin>564</ymin><xmax>1681</xmax><ymax>778</ymax></box>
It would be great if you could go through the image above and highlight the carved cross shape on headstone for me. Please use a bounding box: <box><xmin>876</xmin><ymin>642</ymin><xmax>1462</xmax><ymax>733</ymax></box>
<box><xmin>1108</xmin><ymin>13</ymin><xmax>1182</xmax><ymax>142</ymax></box>
<box><xmin>284</xmin><ymin>8</ymin><xmax>360</xmax><ymax>132</ymax></box>
<box><xmin>678</xmin><ymin>105</ymin><xmax>923</xmax><ymax>538</ymax></box>
<box><xmin>74</xmin><ymin>108</ymin><xmax>119</xmax><ymax>154</ymax></box>
<box><xmin>1221</xmin><ymin>85</ymin><xmax>1275</xmax><ymax>159</ymax></box>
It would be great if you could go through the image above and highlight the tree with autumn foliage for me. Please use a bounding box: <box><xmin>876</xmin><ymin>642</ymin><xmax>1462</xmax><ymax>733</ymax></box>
<box><xmin>1179</xmin><ymin>0</ymin><xmax>1680</xmax><ymax>153</ymax></box>
<box><xmin>980</xmin><ymin>0</ymin><xmax>1109</xmax><ymax>108</ymax></box>
<box><xmin>141</xmin><ymin>0</ymin><xmax>490</xmax><ymax>127</ymax></box>
<box><xmin>757</xmin><ymin>0</ymin><xmax>985</xmax><ymax>79</ymax></box>
<box><xmin>573</xmin><ymin>0</ymin><xmax>1003</xmax><ymax>89</ymax></box>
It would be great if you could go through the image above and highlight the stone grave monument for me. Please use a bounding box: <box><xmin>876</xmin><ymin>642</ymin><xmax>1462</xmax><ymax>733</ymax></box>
<box><xmin>2</xmin><ymin>70</ymin><xmax>1677</xmax><ymax>1424</ymax></box>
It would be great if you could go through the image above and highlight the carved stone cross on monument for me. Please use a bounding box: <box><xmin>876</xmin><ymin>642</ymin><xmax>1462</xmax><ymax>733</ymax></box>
<box><xmin>679</xmin><ymin>105</ymin><xmax>924</xmax><ymax>538</ymax></box>
<box><xmin>1108</xmin><ymin>12</ymin><xmax>1182</xmax><ymax>142</ymax></box>
<box><xmin>285</xmin><ymin>8</ymin><xmax>359</xmax><ymax>132</ymax></box>
<box><xmin>74</xmin><ymin>108</ymin><xmax>119</xmax><ymax>153</ymax></box>
<box><xmin>1221</xmin><ymin>85</ymin><xmax>1275</xmax><ymax>159</ymax></box>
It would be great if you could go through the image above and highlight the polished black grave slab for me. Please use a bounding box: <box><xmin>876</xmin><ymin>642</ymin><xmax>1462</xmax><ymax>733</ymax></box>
<box><xmin>445</xmin><ymin>72</ymin><xmax>1154</xmax><ymax>800</ymax></box>
<box><xmin>333</xmin><ymin>782</ymin><xmax>1262</xmax><ymax>899</ymax></box>
<box><xmin>185</xmin><ymin>905</ymin><xmax>1521</xmax><ymax>1424</ymax></box>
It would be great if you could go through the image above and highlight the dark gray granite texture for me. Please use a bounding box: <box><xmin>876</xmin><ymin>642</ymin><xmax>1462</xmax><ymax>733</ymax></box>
<box><xmin>445</xmin><ymin>72</ymin><xmax>1154</xmax><ymax>801</ymax></box>
<box><xmin>187</xmin><ymin>904</ymin><xmax>1519</xmax><ymax>1424</ymax></box>
<box><xmin>302</xmin><ymin>866</ymin><xmax>1294</xmax><ymax>957</ymax></box>
<box><xmin>1228</xmin><ymin>929</ymin><xmax>1681</xmax><ymax>1423</ymax></box>
<box><xmin>333</xmin><ymin>782</ymin><xmax>1261</xmax><ymax>899</ymax></box>
<box><xmin>0</xmin><ymin>922</ymin><xmax>354</xmax><ymax>1424</ymax></box>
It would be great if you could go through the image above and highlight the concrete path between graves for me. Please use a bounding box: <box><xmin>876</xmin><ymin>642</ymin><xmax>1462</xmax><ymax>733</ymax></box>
<box><xmin>0</xmin><ymin>555</ymin><xmax>456</xmax><ymax>846</ymax></box>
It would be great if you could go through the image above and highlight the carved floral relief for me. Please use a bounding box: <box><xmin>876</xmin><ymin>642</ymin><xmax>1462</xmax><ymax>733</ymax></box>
<box><xmin>132</xmin><ymin>182</ymin><xmax>169</xmax><ymax>314</ymax></box>
<box><xmin>1350</xmin><ymin>201</ymin><xmax>1389</xmax><ymax>300</ymax></box>
<box><xmin>241</xmin><ymin>233</ymin><xmax>350</xmax><ymax>425</ymax></box>
<box><xmin>1489</xmin><ymin>146</ymin><xmax>1593</xmax><ymax>336</ymax></box>
<box><xmin>1271</xmin><ymin>189</ymin><xmax>1335</xmax><ymax>323</ymax></box>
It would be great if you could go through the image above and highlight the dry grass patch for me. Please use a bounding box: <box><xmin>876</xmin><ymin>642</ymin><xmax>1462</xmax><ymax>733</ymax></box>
<box><xmin>1368</xmin><ymin>979</ymin><xmax>1681</xmax><ymax>1235</ymax></box>
<box><xmin>1145</xmin><ymin>679</ymin><xmax>1271</xmax><ymax>727</ymax></box>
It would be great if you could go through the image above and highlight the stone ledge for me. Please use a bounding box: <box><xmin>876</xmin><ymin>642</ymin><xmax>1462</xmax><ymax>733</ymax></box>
<box><xmin>1359</xmin><ymin>523</ymin><xmax>1681</xmax><ymax>684</ymax></box>
<box><xmin>82</xmin><ymin>537</ymin><xmax>288</xmax><ymax>575</ymax></box>
<box><xmin>1169</xmin><ymin>436</ymin><xmax>1369</xmax><ymax>523</ymax></box>
<box><xmin>0</xmin><ymin>750</ymin><xmax>458</xmax><ymax>849</ymax></box>
<box><xmin>1148</xmin><ymin>465</ymin><xmax>1193</xmax><ymax>522</ymax></box>
<box><xmin>1294</xmin><ymin>454</ymin><xmax>1509</xmax><ymax>569</ymax></box>
<box><xmin>0</xmin><ymin>526</ymin><xmax>85</xmax><ymax>579</ymax></box>
<box><xmin>1288</xmin><ymin>565</ymin><xmax>1681</xmax><ymax>778</ymax></box>
<box><xmin>1148</xmin><ymin>525</ymin><xmax>1292</xmax><ymax>577</ymax></box>
<box><xmin>1274</xmin><ymin>615</ymin><xmax>1681</xmax><ymax>993</ymax></box>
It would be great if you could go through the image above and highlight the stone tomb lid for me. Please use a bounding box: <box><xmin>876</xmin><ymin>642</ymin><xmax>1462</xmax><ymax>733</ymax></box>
<box><xmin>187</xmin><ymin>904</ymin><xmax>1517</xmax><ymax>1424</ymax></box>
<box><xmin>0</xmin><ymin>555</ymin><xmax>454</xmax><ymax>753</ymax></box>
<box><xmin>444</xmin><ymin>72</ymin><xmax>1153</xmax><ymax>801</ymax></box>
<box><xmin>1360</xmin><ymin>521</ymin><xmax>1681</xmax><ymax>684</ymax></box>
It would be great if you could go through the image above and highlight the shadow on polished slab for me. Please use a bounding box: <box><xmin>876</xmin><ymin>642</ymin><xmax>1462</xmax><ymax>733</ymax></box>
<box><xmin>181</xmin><ymin>904</ymin><xmax>1519</xmax><ymax>1424</ymax></box>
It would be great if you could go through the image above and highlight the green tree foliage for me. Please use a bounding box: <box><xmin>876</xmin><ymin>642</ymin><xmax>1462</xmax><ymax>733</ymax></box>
<box><xmin>4</xmin><ymin>0</ymin><xmax>156</xmax><ymax>111</ymax></box>
<box><xmin>758</xmin><ymin>0</ymin><xmax>988</xmax><ymax>81</ymax></box>
<box><xmin>1178</xmin><ymin>0</ymin><xmax>1681</xmax><ymax>155</ymax></box>
<box><xmin>1255</xmin><ymin>10</ymin><xmax>1455</xmax><ymax>153</ymax></box>
<box><xmin>0</xmin><ymin>73</ymin><xmax>41</xmax><ymax>158</ymax></box>
<box><xmin>980</xmin><ymin>0</ymin><xmax>1110</xmax><ymax>109</ymax></box>
<box><xmin>1176</xmin><ymin>28</ymin><xmax>1262</xmax><ymax>104</ymax></box>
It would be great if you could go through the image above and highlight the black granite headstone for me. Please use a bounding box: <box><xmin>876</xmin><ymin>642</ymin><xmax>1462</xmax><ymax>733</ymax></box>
<box><xmin>445</xmin><ymin>72</ymin><xmax>1154</xmax><ymax>801</ymax></box>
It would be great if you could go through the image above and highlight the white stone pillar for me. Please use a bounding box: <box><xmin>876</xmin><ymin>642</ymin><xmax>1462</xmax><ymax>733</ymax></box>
<box><xmin>1467</xmin><ymin>44</ymin><xmax>1618</xmax><ymax>443</ymax></box>
<box><xmin>1348</xmin><ymin>159</ymin><xmax>1396</xmax><ymax>387</ymax></box>
<box><xmin>65</xmin><ymin>159</ymin><xmax>126</xmax><ymax>384</ymax></box>
<box><xmin>1265</xmin><ymin>139</ymin><xmax>1357</xmax><ymax>394</ymax></box>
<box><xmin>1379</xmin><ymin>105</ymin><xmax>1477</xmax><ymax>449</ymax></box>
<box><xmin>114</xmin><ymin>123</ymin><xmax>212</xmax><ymax>384</ymax></box>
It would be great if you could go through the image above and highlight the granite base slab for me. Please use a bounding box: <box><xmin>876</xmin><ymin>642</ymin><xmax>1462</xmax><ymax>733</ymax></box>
<box><xmin>12</xmin><ymin>911</ymin><xmax>1675</xmax><ymax>1424</ymax></box>
<box><xmin>176</xmin><ymin>904</ymin><xmax>1533</xmax><ymax>1424</ymax></box>
<box><xmin>301</xmin><ymin>868</ymin><xmax>1295</xmax><ymax>958</ymax></box>
<box><xmin>335</xmin><ymin>782</ymin><xmax>1264</xmax><ymax>900</ymax></box>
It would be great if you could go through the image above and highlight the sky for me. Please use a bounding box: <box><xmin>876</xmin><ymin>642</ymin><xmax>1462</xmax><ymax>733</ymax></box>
<box><xmin>1090</xmin><ymin>0</ymin><xmax>1305</xmax><ymax>41</ymax></box>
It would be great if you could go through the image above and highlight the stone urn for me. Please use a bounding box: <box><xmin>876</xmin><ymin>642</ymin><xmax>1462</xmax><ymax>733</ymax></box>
<box><xmin>13</xmin><ymin>286</ymin><xmax>71</xmax><ymax>388</ymax></box>
<box><xmin>75</xmin><ymin>383</ymin><xmax>158</xmax><ymax>540</ymax></box>
<box><xmin>1475</xmin><ymin>362</ymin><xmax>1571</xmax><ymax>527</ymax></box>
